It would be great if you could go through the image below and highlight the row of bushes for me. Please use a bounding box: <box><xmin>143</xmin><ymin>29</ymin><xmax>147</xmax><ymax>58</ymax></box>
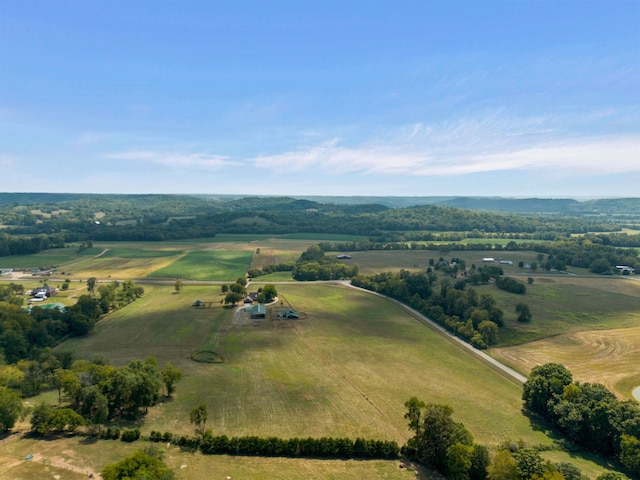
<box><xmin>97</xmin><ymin>427</ymin><xmax>141</xmax><ymax>442</ymax></box>
<box><xmin>150</xmin><ymin>430</ymin><xmax>399</xmax><ymax>459</ymax></box>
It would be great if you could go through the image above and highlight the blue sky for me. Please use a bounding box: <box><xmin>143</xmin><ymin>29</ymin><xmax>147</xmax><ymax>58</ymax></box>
<box><xmin>1</xmin><ymin>1</ymin><xmax>638</xmax><ymax>197</ymax></box>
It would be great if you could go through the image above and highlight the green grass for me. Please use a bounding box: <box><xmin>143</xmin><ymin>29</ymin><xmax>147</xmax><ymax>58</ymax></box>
<box><xmin>148</xmin><ymin>250</ymin><xmax>253</xmax><ymax>281</ymax></box>
<box><xmin>60</xmin><ymin>284</ymin><xmax>548</xmax><ymax>446</ymax></box>
<box><xmin>483</xmin><ymin>276</ymin><xmax>640</xmax><ymax>346</ymax></box>
<box><xmin>52</xmin><ymin>283</ymin><xmax>623</xmax><ymax>476</ymax></box>
<box><xmin>0</xmin><ymin>247</ymin><xmax>100</xmax><ymax>269</ymax></box>
<box><xmin>102</xmin><ymin>247</ymin><xmax>183</xmax><ymax>258</ymax></box>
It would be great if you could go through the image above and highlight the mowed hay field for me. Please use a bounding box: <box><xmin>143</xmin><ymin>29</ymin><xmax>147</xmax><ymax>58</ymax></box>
<box><xmin>487</xmin><ymin>276</ymin><xmax>640</xmax><ymax>398</ymax></box>
<box><xmin>64</xmin><ymin>284</ymin><xmax>547</xmax><ymax>446</ymax></box>
<box><xmin>52</xmin><ymin>283</ymin><xmax>619</xmax><ymax>476</ymax></box>
<box><xmin>491</xmin><ymin>325</ymin><xmax>640</xmax><ymax>398</ymax></box>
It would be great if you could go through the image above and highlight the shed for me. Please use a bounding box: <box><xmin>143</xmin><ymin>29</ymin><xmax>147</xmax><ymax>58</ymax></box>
<box><xmin>251</xmin><ymin>304</ymin><xmax>266</xmax><ymax>318</ymax></box>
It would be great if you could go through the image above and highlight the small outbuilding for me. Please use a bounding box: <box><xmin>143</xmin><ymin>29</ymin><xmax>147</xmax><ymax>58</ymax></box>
<box><xmin>279</xmin><ymin>308</ymin><xmax>299</xmax><ymax>319</ymax></box>
<box><xmin>250</xmin><ymin>304</ymin><xmax>266</xmax><ymax>319</ymax></box>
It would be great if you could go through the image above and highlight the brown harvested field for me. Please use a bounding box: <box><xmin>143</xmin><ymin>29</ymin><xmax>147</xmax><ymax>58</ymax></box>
<box><xmin>491</xmin><ymin>324</ymin><xmax>640</xmax><ymax>398</ymax></box>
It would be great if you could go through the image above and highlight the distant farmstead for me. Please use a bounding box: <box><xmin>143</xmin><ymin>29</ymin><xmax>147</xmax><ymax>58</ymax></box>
<box><xmin>336</xmin><ymin>254</ymin><xmax>352</xmax><ymax>260</ymax></box>
<box><xmin>31</xmin><ymin>285</ymin><xmax>57</xmax><ymax>298</ymax></box>
<box><xmin>616</xmin><ymin>265</ymin><xmax>635</xmax><ymax>275</ymax></box>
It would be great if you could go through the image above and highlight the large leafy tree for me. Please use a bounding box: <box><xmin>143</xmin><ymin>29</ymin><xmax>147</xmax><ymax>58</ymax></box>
<box><xmin>160</xmin><ymin>363</ymin><xmax>182</xmax><ymax>397</ymax></box>
<box><xmin>515</xmin><ymin>303</ymin><xmax>532</xmax><ymax>323</ymax></box>
<box><xmin>190</xmin><ymin>402</ymin><xmax>208</xmax><ymax>437</ymax></box>
<box><xmin>522</xmin><ymin>363</ymin><xmax>573</xmax><ymax>419</ymax></box>
<box><xmin>0</xmin><ymin>386</ymin><xmax>22</xmax><ymax>432</ymax></box>
<box><xmin>404</xmin><ymin>401</ymin><xmax>474</xmax><ymax>474</ymax></box>
<box><xmin>102</xmin><ymin>450</ymin><xmax>175</xmax><ymax>480</ymax></box>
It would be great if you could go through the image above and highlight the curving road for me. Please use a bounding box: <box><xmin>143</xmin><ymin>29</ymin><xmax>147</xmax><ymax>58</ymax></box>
<box><xmin>341</xmin><ymin>282</ymin><xmax>528</xmax><ymax>385</ymax></box>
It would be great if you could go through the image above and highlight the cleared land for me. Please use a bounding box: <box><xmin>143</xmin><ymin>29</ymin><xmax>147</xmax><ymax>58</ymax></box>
<box><xmin>12</xmin><ymin>283</ymin><xmax>619</xmax><ymax>477</ymax></box>
<box><xmin>62</xmin><ymin>284</ymin><xmax>543</xmax><ymax>445</ymax></box>
<box><xmin>148</xmin><ymin>250</ymin><xmax>254</xmax><ymax>281</ymax></box>
<box><xmin>1</xmin><ymin>242</ymin><xmax>638</xmax><ymax>478</ymax></box>
<box><xmin>491</xmin><ymin>324</ymin><xmax>640</xmax><ymax>398</ymax></box>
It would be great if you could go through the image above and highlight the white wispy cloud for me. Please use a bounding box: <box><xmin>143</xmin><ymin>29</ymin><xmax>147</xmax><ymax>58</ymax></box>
<box><xmin>251</xmin><ymin>133</ymin><xmax>640</xmax><ymax>177</ymax></box>
<box><xmin>106</xmin><ymin>150</ymin><xmax>233</xmax><ymax>169</ymax></box>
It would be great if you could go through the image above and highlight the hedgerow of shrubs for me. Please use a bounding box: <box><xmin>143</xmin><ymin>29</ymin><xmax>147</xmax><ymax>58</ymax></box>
<box><xmin>149</xmin><ymin>431</ymin><xmax>399</xmax><ymax>460</ymax></box>
<box><xmin>121</xmin><ymin>428</ymin><xmax>141</xmax><ymax>442</ymax></box>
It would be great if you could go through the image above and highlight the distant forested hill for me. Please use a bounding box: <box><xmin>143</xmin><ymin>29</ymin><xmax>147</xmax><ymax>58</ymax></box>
<box><xmin>0</xmin><ymin>193</ymin><xmax>638</xmax><ymax>247</ymax></box>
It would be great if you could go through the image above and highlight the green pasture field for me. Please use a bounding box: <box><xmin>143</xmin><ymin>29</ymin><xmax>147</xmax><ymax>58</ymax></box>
<box><xmin>483</xmin><ymin>276</ymin><xmax>640</xmax><ymax>346</ymax></box>
<box><xmin>60</xmin><ymin>284</ymin><xmax>539</xmax><ymax>445</ymax></box>
<box><xmin>0</xmin><ymin>246</ymin><xmax>100</xmax><ymax>269</ymax></box>
<box><xmin>52</xmin><ymin>283</ymin><xmax>621</xmax><ymax>476</ymax></box>
<box><xmin>485</xmin><ymin>276</ymin><xmax>640</xmax><ymax>398</ymax></box>
<box><xmin>340</xmin><ymin>249</ymin><xmax>542</xmax><ymax>276</ymax></box>
<box><xmin>148</xmin><ymin>250</ymin><xmax>253</xmax><ymax>281</ymax></box>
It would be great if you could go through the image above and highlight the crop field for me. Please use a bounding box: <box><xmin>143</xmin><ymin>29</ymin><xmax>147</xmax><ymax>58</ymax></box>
<box><xmin>148</xmin><ymin>250</ymin><xmax>254</xmax><ymax>281</ymax></box>
<box><xmin>0</xmin><ymin>247</ymin><xmax>98</xmax><ymax>269</ymax></box>
<box><xmin>1</xmin><ymin>240</ymin><xmax>638</xmax><ymax>478</ymax></box>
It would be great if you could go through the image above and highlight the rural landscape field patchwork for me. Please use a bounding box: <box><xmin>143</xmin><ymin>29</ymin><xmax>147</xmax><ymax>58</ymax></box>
<box><xmin>0</xmin><ymin>195</ymin><xmax>639</xmax><ymax>479</ymax></box>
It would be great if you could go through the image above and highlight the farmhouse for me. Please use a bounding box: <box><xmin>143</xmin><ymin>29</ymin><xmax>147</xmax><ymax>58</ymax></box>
<box><xmin>31</xmin><ymin>285</ymin><xmax>57</xmax><ymax>298</ymax></box>
<box><xmin>243</xmin><ymin>292</ymin><xmax>259</xmax><ymax>304</ymax></box>
<box><xmin>616</xmin><ymin>265</ymin><xmax>635</xmax><ymax>274</ymax></box>
<box><xmin>336</xmin><ymin>254</ymin><xmax>352</xmax><ymax>260</ymax></box>
<box><xmin>0</xmin><ymin>268</ymin><xmax>13</xmax><ymax>276</ymax></box>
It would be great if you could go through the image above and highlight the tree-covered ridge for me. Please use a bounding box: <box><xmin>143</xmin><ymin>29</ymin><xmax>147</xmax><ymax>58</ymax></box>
<box><xmin>1</xmin><ymin>194</ymin><xmax>636</xmax><ymax>241</ymax></box>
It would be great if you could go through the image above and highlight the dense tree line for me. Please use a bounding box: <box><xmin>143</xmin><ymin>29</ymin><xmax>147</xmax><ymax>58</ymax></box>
<box><xmin>291</xmin><ymin>245</ymin><xmax>359</xmax><ymax>281</ymax></box>
<box><xmin>247</xmin><ymin>262</ymin><xmax>294</xmax><ymax>278</ymax></box>
<box><xmin>526</xmin><ymin>238</ymin><xmax>639</xmax><ymax>273</ymax></box>
<box><xmin>19</xmin><ymin>355</ymin><xmax>181</xmax><ymax>436</ymax></box>
<box><xmin>0</xmin><ymin>232</ymin><xmax>65</xmax><ymax>257</ymax></box>
<box><xmin>352</xmin><ymin>268</ymin><xmax>508</xmax><ymax>349</ymax></box>
<box><xmin>523</xmin><ymin>363</ymin><xmax>640</xmax><ymax>476</ymax></box>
